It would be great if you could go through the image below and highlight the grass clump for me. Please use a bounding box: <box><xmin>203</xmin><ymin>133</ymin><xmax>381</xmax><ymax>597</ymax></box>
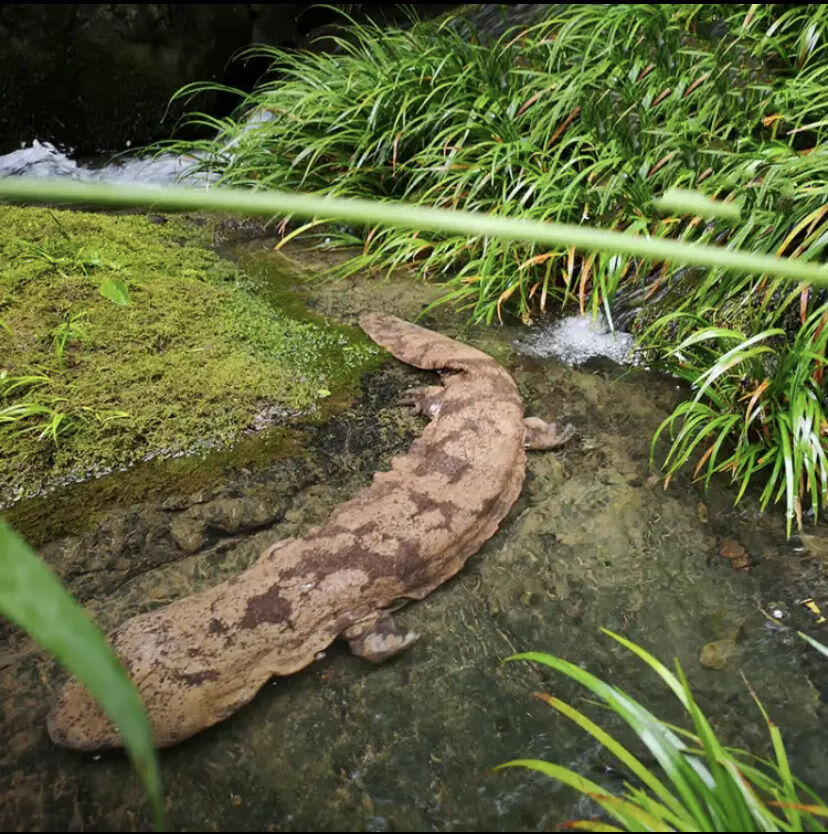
<box><xmin>165</xmin><ymin>4</ymin><xmax>827</xmax><ymax>322</ymax></box>
<box><xmin>500</xmin><ymin>629</ymin><xmax>828</xmax><ymax>832</ymax></box>
<box><xmin>162</xmin><ymin>3</ymin><xmax>828</xmax><ymax>529</ymax></box>
<box><xmin>0</xmin><ymin>206</ymin><xmax>381</xmax><ymax>505</ymax></box>
<box><xmin>647</xmin><ymin>305</ymin><xmax>828</xmax><ymax>535</ymax></box>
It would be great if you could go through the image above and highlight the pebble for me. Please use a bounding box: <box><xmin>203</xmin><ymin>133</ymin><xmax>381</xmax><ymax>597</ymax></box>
<box><xmin>719</xmin><ymin>538</ymin><xmax>750</xmax><ymax>570</ymax></box>
<box><xmin>170</xmin><ymin>516</ymin><xmax>205</xmax><ymax>554</ymax></box>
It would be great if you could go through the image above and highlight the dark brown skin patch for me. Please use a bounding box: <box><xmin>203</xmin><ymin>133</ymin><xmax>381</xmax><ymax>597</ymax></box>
<box><xmin>239</xmin><ymin>583</ymin><xmax>293</xmax><ymax>630</ymax></box>
<box><xmin>412</xmin><ymin>450</ymin><xmax>471</xmax><ymax>483</ymax></box>
<box><xmin>407</xmin><ymin>489</ymin><xmax>459</xmax><ymax>526</ymax></box>
<box><xmin>47</xmin><ymin>312</ymin><xmax>569</xmax><ymax>751</ymax></box>
<box><xmin>174</xmin><ymin>669</ymin><xmax>221</xmax><ymax>687</ymax></box>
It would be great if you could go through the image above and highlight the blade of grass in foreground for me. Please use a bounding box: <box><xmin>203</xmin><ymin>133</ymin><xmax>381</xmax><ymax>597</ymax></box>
<box><xmin>497</xmin><ymin>759</ymin><xmax>675</xmax><ymax>831</ymax></box>
<box><xmin>503</xmin><ymin>630</ymin><xmax>828</xmax><ymax>832</ymax></box>
<box><xmin>504</xmin><ymin>650</ymin><xmax>716</xmax><ymax>830</ymax></box>
<box><xmin>654</xmin><ymin>188</ymin><xmax>742</xmax><ymax>222</ymax></box>
<box><xmin>0</xmin><ymin>522</ymin><xmax>165</xmax><ymax>831</ymax></box>
<box><xmin>530</xmin><ymin>692</ymin><xmax>692</xmax><ymax>830</ymax></box>
<box><xmin>1</xmin><ymin>178</ymin><xmax>828</xmax><ymax>286</ymax></box>
<box><xmin>798</xmin><ymin>632</ymin><xmax>828</xmax><ymax>657</ymax></box>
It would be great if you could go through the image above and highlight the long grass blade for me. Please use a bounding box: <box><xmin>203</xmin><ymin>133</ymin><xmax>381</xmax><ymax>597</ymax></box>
<box><xmin>0</xmin><ymin>523</ymin><xmax>165</xmax><ymax>830</ymax></box>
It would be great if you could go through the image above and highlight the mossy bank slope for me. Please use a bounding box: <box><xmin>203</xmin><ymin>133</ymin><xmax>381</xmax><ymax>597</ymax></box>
<box><xmin>0</xmin><ymin>207</ymin><xmax>381</xmax><ymax>505</ymax></box>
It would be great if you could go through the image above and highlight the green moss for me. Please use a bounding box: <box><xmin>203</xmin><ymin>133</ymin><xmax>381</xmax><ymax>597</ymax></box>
<box><xmin>0</xmin><ymin>206</ymin><xmax>382</xmax><ymax>504</ymax></box>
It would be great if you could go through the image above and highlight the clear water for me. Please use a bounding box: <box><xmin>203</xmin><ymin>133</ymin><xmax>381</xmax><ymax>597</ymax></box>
<box><xmin>1</xmin><ymin>247</ymin><xmax>825</xmax><ymax>831</ymax></box>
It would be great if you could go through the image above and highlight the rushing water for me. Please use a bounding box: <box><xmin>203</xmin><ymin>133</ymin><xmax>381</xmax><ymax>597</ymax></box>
<box><xmin>0</xmin><ymin>111</ymin><xmax>281</xmax><ymax>184</ymax></box>
<box><xmin>1</xmin><ymin>239</ymin><xmax>826</xmax><ymax>831</ymax></box>
<box><xmin>514</xmin><ymin>311</ymin><xmax>638</xmax><ymax>366</ymax></box>
<box><xmin>0</xmin><ymin>140</ymin><xmax>208</xmax><ymax>185</ymax></box>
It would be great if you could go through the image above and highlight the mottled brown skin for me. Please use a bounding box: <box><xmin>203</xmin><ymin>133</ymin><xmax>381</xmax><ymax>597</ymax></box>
<box><xmin>48</xmin><ymin>313</ymin><xmax>572</xmax><ymax>750</ymax></box>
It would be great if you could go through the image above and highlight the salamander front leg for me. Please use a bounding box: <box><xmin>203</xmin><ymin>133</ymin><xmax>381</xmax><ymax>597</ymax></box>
<box><xmin>399</xmin><ymin>386</ymin><xmax>445</xmax><ymax>419</ymax></box>
<box><xmin>524</xmin><ymin>416</ymin><xmax>575</xmax><ymax>450</ymax></box>
<box><xmin>344</xmin><ymin>610</ymin><xmax>420</xmax><ymax>663</ymax></box>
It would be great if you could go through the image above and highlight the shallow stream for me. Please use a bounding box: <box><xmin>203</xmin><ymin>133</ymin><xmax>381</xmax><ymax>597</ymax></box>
<box><xmin>1</xmin><ymin>237</ymin><xmax>826</xmax><ymax>831</ymax></box>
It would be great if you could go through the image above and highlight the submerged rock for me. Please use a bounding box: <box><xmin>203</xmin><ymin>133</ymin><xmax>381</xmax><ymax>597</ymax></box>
<box><xmin>170</xmin><ymin>496</ymin><xmax>282</xmax><ymax>554</ymax></box>
<box><xmin>800</xmin><ymin>533</ymin><xmax>828</xmax><ymax>563</ymax></box>
<box><xmin>719</xmin><ymin>538</ymin><xmax>750</xmax><ymax>571</ymax></box>
<box><xmin>699</xmin><ymin>638</ymin><xmax>739</xmax><ymax>670</ymax></box>
<box><xmin>169</xmin><ymin>516</ymin><xmax>205</xmax><ymax>555</ymax></box>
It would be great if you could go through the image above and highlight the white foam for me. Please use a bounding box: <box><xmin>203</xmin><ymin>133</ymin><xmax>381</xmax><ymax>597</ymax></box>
<box><xmin>0</xmin><ymin>140</ymin><xmax>82</xmax><ymax>178</ymax></box>
<box><xmin>0</xmin><ymin>139</ymin><xmax>213</xmax><ymax>185</ymax></box>
<box><xmin>515</xmin><ymin>313</ymin><xmax>637</xmax><ymax>365</ymax></box>
<box><xmin>0</xmin><ymin>104</ymin><xmax>278</xmax><ymax>186</ymax></box>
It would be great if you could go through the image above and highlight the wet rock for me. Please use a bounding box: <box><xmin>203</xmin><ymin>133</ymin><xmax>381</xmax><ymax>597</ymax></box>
<box><xmin>187</xmin><ymin>489</ymin><xmax>214</xmax><ymax>506</ymax></box>
<box><xmin>799</xmin><ymin>534</ymin><xmax>828</xmax><ymax>563</ymax></box>
<box><xmin>212</xmin><ymin>217</ymin><xmax>269</xmax><ymax>245</ymax></box>
<box><xmin>168</xmin><ymin>496</ymin><xmax>281</xmax><ymax>553</ymax></box>
<box><xmin>170</xmin><ymin>516</ymin><xmax>206</xmax><ymax>554</ymax></box>
<box><xmin>40</xmin><ymin>506</ymin><xmax>177</xmax><ymax>600</ymax></box>
<box><xmin>720</xmin><ymin>538</ymin><xmax>750</xmax><ymax>570</ymax></box>
<box><xmin>455</xmin><ymin>4</ymin><xmax>554</xmax><ymax>44</ymax></box>
<box><xmin>161</xmin><ymin>494</ymin><xmax>190</xmax><ymax>511</ymax></box>
<box><xmin>699</xmin><ymin>638</ymin><xmax>738</xmax><ymax>670</ymax></box>
<box><xmin>188</xmin><ymin>496</ymin><xmax>279</xmax><ymax>534</ymax></box>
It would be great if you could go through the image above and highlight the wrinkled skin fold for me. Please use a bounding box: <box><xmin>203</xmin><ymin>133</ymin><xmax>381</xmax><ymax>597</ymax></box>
<box><xmin>48</xmin><ymin>312</ymin><xmax>572</xmax><ymax>750</ymax></box>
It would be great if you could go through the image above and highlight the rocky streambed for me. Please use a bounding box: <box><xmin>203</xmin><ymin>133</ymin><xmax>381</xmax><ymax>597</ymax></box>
<box><xmin>1</xmin><ymin>227</ymin><xmax>826</xmax><ymax>831</ymax></box>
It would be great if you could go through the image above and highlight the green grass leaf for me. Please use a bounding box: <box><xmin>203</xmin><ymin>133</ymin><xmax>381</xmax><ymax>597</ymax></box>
<box><xmin>655</xmin><ymin>188</ymin><xmax>742</xmax><ymax>222</ymax></box>
<box><xmin>0</xmin><ymin>522</ymin><xmax>165</xmax><ymax>830</ymax></box>
<box><xmin>503</xmin><ymin>631</ymin><xmax>828</xmax><ymax>832</ymax></box>
<box><xmin>798</xmin><ymin>632</ymin><xmax>828</xmax><ymax>658</ymax></box>
<box><xmin>98</xmin><ymin>276</ymin><xmax>131</xmax><ymax>305</ymax></box>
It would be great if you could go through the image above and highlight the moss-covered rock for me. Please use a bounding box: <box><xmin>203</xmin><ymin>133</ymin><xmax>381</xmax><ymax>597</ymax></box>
<box><xmin>0</xmin><ymin>206</ymin><xmax>382</xmax><ymax>505</ymax></box>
